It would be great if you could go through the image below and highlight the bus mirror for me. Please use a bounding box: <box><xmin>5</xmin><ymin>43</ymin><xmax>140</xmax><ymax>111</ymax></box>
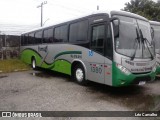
<box><xmin>151</xmin><ymin>27</ymin><xmax>154</xmax><ymax>39</ymax></box>
<box><xmin>110</xmin><ymin>17</ymin><xmax>120</xmax><ymax>38</ymax></box>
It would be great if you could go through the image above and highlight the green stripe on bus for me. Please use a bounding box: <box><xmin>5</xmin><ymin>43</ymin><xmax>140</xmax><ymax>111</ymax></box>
<box><xmin>20</xmin><ymin>49</ymin><xmax>42</xmax><ymax>66</ymax></box>
<box><xmin>112</xmin><ymin>62</ymin><xmax>156</xmax><ymax>87</ymax></box>
<box><xmin>54</xmin><ymin>51</ymin><xmax>82</xmax><ymax>60</ymax></box>
<box><xmin>21</xmin><ymin>49</ymin><xmax>71</xmax><ymax>75</ymax></box>
<box><xmin>41</xmin><ymin>59</ymin><xmax>71</xmax><ymax>75</ymax></box>
<box><xmin>49</xmin><ymin>59</ymin><xmax>71</xmax><ymax>75</ymax></box>
<box><xmin>112</xmin><ymin>62</ymin><xmax>135</xmax><ymax>87</ymax></box>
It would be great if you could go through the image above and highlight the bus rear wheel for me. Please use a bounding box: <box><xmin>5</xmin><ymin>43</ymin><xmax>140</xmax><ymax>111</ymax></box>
<box><xmin>31</xmin><ymin>58</ymin><xmax>37</xmax><ymax>70</ymax></box>
<box><xmin>73</xmin><ymin>64</ymin><xmax>87</xmax><ymax>85</ymax></box>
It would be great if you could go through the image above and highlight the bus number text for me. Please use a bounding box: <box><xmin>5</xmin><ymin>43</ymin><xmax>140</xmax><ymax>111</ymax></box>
<box><xmin>91</xmin><ymin>66</ymin><xmax>102</xmax><ymax>74</ymax></box>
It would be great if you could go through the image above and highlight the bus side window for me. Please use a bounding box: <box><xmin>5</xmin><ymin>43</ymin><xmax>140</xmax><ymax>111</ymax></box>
<box><xmin>54</xmin><ymin>25</ymin><xmax>67</xmax><ymax>43</ymax></box>
<box><xmin>24</xmin><ymin>34</ymin><xmax>28</xmax><ymax>45</ymax></box>
<box><xmin>21</xmin><ymin>35</ymin><xmax>24</xmax><ymax>46</ymax></box>
<box><xmin>35</xmin><ymin>31</ymin><xmax>42</xmax><ymax>44</ymax></box>
<box><xmin>43</xmin><ymin>28</ymin><xmax>53</xmax><ymax>43</ymax></box>
<box><xmin>28</xmin><ymin>33</ymin><xmax>35</xmax><ymax>45</ymax></box>
<box><xmin>69</xmin><ymin>20</ymin><xmax>88</xmax><ymax>43</ymax></box>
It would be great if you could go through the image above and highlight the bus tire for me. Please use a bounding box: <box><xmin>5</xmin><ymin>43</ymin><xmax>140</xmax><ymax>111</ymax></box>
<box><xmin>31</xmin><ymin>58</ymin><xmax>37</xmax><ymax>70</ymax></box>
<box><xmin>74</xmin><ymin>64</ymin><xmax>87</xmax><ymax>85</ymax></box>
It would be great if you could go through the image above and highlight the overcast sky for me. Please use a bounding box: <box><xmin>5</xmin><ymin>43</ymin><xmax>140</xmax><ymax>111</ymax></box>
<box><xmin>0</xmin><ymin>0</ymin><xmax>133</xmax><ymax>27</ymax></box>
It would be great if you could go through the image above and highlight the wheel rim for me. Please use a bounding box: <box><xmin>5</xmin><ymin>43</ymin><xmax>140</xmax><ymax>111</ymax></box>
<box><xmin>32</xmin><ymin>60</ymin><xmax>36</xmax><ymax>69</ymax></box>
<box><xmin>76</xmin><ymin>68</ymin><xmax>84</xmax><ymax>82</ymax></box>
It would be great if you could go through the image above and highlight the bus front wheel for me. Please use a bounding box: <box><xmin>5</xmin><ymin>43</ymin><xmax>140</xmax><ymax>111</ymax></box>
<box><xmin>74</xmin><ymin>64</ymin><xmax>87</xmax><ymax>85</ymax></box>
<box><xmin>31</xmin><ymin>58</ymin><xmax>37</xmax><ymax>70</ymax></box>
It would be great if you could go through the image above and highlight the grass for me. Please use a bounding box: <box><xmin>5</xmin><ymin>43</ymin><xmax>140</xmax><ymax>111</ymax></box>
<box><xmin>0</xmin><ymin>59</ymin><xmax>31</xmax><ymax>73</ymax></box>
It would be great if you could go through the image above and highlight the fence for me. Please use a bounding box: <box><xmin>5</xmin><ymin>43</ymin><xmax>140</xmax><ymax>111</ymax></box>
<box><xmin>0</xmin><ymin>35</ymin><xmax>20</xmax><ymax>60</ymax></box>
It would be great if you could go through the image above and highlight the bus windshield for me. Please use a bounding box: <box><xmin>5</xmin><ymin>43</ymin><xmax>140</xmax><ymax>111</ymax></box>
<box><xmin>151</xmin><ymin>25</ymin><xmax>160</xmax><ymax>53</ymax></box>
<box><xmin>113</xmin><ymin>15</ymin><xmax>155</xmax><ymax>59</ymax></box>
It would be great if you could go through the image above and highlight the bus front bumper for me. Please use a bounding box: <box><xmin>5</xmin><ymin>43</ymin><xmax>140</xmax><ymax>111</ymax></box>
<box><xmin>112</xmin><ymin>63</ymin><xmax>156</xmax><ymax>87</ymax></box>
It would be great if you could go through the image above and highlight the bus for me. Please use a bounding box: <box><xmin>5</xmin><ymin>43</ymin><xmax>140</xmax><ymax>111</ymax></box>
<box><xmin>150</xmin><ymin>21</ymin><xmax>160</xmax><ymax>74</ymax></box>
<box><xmin>20</xmin><ymin>10</ymin><xmax>156</xmax><ymax>87</ymax></box>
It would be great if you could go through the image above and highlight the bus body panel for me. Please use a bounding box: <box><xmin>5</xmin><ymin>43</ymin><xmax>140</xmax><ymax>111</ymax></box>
<box><xmin>20</xmin><ymin>11</ymin><xmax>156</xmax><ymax>87</ymax></box>
<box><xmin>104</xmin><ymin>58</ymin><xmax>112</xmax><ymax>86</ymax></box>
<box><xmin>21</xmin><ymin>44</ymin><xmax>110</xmax><ymax>84</ymax></box>
<box><xmin>112</xmin><ymin>52</ymin><xmax>156</xmax><ymax>87</ymax></box>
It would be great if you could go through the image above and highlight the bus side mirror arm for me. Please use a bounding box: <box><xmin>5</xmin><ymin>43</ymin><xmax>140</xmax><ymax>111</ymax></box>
<box><xmin>110</xmin><ymin>17</ymin><xmax>120</xmax><ymax>38</ymax></box>
<box><xmin>110</xmin><ymin>17</ymin><xmax>120</xmax><ymax>23</ymax></box>
<box><xmin>151</xmin><ymin>27</ymin><xmax>154</xmax><ymax>40</ymax></box>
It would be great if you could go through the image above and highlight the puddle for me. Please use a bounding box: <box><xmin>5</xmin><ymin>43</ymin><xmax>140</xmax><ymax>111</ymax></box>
<box><xmin>0</xmin><ymin>75</ymin><xmax>8</xmax><ymax>79</ymax></box>
<box><xmin>31</xmin><ymin>72</ymin><xmax>53</xmax><ymax>78</ymax></box>
<box><xmin>11</xmin><ymin>89</ymin><xmax>19</xmax><ymax>93</ymax></box>
<box><xmin>123</xmin><ymin>95</ymin><xmax>160</xmax><ymax>111</ymax></box>
<box><xmin>31</xmin><ymin>72</ymin><xmax>71</xmax><ymax>84</ymax></box>
<box><xmin>85</xmin><ymin>82</ymin><xmax>160</xmax><ymax>111</ymax></box>
<box><xmin>30</xmin><ymin>69</ymin><xmax>71</xmax><ymax>80</ymax></box>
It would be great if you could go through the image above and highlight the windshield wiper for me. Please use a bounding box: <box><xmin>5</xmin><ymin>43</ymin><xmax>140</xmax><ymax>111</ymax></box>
<box><xmin>139</xmin><ymin>29</ymin><xmax>154</xmax><ymax>60</ymax></box>
<box><xmin>131</xmin><ymin>28</ymin><xmax>141</xmax><ymax>60</ymax></box>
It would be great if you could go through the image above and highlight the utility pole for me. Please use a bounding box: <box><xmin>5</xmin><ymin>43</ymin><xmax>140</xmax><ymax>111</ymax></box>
<box><xmin>37</xmin><ymin>1</ymin><xmax>47</xmax><ymax>27</ymax></box>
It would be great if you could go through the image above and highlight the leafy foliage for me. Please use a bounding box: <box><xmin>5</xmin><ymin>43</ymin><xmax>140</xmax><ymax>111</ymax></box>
<box><xmin>122</xmin><ymin>0</ymin><xmax>160</xmax><ymax>21</ymax></box>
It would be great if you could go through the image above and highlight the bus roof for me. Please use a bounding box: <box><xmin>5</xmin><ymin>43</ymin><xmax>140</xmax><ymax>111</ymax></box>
<box><xmin>22</xmin><ymin>10</ymin><xmax>149</xmax><ymax>35</ymax></box>
<box><xmin>21</xmin><ymin>11</ymin><xmax>109</xmax><ymax>35</ymax></box>
<box><xmin>149</xmin><ymin>20</ymin><xmax>160</xmax><ymax>26</ymax></box>
<box><xmin>111</xmin><ymin>10</ymin><xmax>148</xmax><ymax>22</ymax></box>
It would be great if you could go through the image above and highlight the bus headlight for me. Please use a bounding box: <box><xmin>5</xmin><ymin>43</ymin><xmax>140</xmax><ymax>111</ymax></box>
<box><xmin>116</xmin><ymin>63</ymin><xmax>131</xmax><ymax>75</ymax></box>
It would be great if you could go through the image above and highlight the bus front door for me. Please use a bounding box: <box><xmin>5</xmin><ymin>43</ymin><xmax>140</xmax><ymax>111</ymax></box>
<box><xmin>88</xmin><ymin>23</ymin><xmax>105</xmax><ymax>84</ymax></box>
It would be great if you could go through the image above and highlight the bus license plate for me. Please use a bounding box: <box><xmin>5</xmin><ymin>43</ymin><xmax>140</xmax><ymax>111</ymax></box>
<box><xmin>138</xmin><ymin>81</ymin><xmax>146</xmax><ymax>85</ymax></box>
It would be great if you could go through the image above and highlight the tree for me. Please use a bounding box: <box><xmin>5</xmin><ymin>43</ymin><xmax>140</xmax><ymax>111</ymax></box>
<box><xmin>122</xmin><ymin>0</ymin><xmax>160</xmax><ymax>21</ymax></box>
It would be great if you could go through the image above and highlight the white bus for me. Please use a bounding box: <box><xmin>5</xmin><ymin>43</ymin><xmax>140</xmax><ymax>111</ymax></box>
<box><xmin>150</xmin><ymin>21</ymin><xmax>160</xmax><ymax>74</ymax></box>
<box><xmin>20</xmin><ymin>10</ymin><xmax>156</xmax><ymax>87</ymax></box>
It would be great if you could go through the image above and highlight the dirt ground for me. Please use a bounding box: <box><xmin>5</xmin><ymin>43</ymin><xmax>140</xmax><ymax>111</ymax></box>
<box><xmin>0</xmin><ymin>69</ymin><xmax>159</xmax><ymax>120</ymax></box>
